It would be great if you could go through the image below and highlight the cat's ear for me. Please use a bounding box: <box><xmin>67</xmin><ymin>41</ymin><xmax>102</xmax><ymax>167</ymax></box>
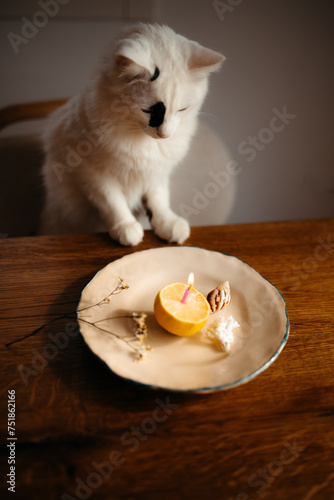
<box><xmin>115</xmin><ymin>55</ymin><xmax>151</xmax><ymax>80</ymax></box>
<box><xmin>115</xmin><ymin>42</ymin><xmax>151</xmax><ymax>81</ymax></box>
<box><xmin>188</xmin><ymin>42</ymin><xmax>225</xmax><ymax>74</ymax></box>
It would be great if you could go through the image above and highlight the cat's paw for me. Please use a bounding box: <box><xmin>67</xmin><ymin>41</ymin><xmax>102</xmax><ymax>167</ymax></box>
<box><xmin>153</xmin><ymin>215</ymin><xmax>190</xmax><ymax>244</ymax></box>
<box><xmin>113</xmin><ymin>221</ymin><xmax>144</xmax><ymax>246</ymax></box>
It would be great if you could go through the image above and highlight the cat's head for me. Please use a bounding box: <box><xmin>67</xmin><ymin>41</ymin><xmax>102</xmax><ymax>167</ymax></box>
<box><xmin>106</xmin><ymin>24</ymin><xmax>224</xmax><ymax>140</ymax></box>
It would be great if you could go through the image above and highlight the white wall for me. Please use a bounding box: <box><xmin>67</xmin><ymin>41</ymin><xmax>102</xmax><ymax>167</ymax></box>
<box><xmin>1</xmin><ymin>0</ymin><xmax>333</xmax><ymax>225</ymax></box>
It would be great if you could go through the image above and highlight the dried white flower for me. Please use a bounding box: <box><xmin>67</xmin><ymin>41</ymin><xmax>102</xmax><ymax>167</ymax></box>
<box><xmin>131</xmin><ymin>312</ymin><xmax>153</xmax><ymax>360</ymax></box>
<box><xmin>132</xmin><ymin>312</ymin><xmax>148</xmax><ymax>341</ymax></box>
<box><xmin>135</xmin><ymin>343</ymin><xmax>153</xmax><ymax>361</ymax></box>
<box><xmin>115</xmin><ymin>276</ymin><xmax>130</xmax><ymax>293</ymax></box>
<box><xmin>206</xmin><ymin>315</ymin><xmax>240</xmax><ymax>351</ymax></box>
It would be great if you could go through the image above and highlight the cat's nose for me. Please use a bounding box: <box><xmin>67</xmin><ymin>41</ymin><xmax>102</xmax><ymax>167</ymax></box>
<box><xmin>157</xmin><ymin>130</ymin><xmax>169</xmax><ymax>139</ymax></box>
<box><xmin>148</xmin><ymin>101</ymin><xmax>166</xmax><ymax>128</ymax></box>
<box><xmin>157</xmin><ymin>121</ymin><xmax>173</xmax><ymax>139</ymax></box>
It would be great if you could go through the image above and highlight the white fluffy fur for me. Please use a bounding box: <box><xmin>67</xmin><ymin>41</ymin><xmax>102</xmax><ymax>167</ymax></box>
<box><xmin>40</xmin><ymin>23</ymin><xmax>224</xmax><ymax>245</ymax></box>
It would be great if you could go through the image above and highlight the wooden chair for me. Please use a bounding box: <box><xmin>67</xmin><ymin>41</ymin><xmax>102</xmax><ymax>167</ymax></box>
<box><xmin>0</xmin><ymin>99</ymin><xmax>68</xmax><ymax>237</ymax></box>
<box><xmin>0</xmin><ymin>99</ymin><xmax>68</xmax><ymax>131</ymax></box>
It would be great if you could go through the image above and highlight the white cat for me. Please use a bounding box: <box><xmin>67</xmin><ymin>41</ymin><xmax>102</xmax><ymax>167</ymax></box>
<box><xmin>40</xmin><ymin>23</ymin><xmax>224</xmax><ymax>245</ymax></box>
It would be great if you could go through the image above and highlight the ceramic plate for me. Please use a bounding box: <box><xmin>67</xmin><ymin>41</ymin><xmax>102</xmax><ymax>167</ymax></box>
<box><xmin>77</xmin><ymin>247</ymin><xmax>289</xmax><ymax>393</ymax></box>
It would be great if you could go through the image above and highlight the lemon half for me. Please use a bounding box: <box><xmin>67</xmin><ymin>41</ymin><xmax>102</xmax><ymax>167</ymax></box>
<box><xmin>154</xmin><ymin>283</ymin><xmax>211</xmax><ymax>336</ymax></box>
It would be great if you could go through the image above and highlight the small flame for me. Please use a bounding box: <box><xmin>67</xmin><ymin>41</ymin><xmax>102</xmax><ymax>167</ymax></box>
<box><xmin>187</xmin><ymin>272</ymin><xmax>195</xmax><ymax>287</ymax></box>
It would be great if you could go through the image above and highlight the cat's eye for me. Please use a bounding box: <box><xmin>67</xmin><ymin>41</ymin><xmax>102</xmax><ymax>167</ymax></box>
<box><xmin>178</xmin><ymin>108</ymin><xmax>187</xmax><ymax>112</ymax></box>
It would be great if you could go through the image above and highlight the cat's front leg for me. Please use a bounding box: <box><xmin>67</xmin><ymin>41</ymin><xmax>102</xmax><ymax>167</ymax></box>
<box><xmin>153</xmin><ymin>212</ymin><xmax>190</xmax><ymax>244</ymax></box>
<box><xmin>107</xmin><ymin>195</ymin><xmax>144</xmax><ymax>246</ymax></box>
<box><xmin>145</xmin><ymin>181</ymin><xmax>190</xmax><ymax>244</ymax></box>
<box><xmin>86</xmin><ymin>182</ymin><xmax>143</xmax><ymax>246</ymax></box>
<box><xmin>112</xmin><ymin>219</ymin><xmax>144</xmax><ymax>246</ymax></box>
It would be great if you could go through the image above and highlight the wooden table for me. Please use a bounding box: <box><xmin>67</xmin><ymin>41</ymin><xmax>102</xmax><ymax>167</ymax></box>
<box><xmin>1</xmin><ymin>219</ymin><xmax>333</xmax><ymax>500</ymax></box>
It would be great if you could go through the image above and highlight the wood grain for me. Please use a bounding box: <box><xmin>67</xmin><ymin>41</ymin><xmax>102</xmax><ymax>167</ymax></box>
<box><xmin>0</xmin><ymin>219</ymin><xmax>333</xmax><ymax>500</ymax></box>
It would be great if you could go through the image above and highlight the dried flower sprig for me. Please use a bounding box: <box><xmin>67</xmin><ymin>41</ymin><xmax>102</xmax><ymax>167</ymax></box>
<box><xmin>6</xmin><ymin>276</ymin><xmax>152</xmax><ymax>363</ymax></box>
<box><xmin>77</xmin><ymin>278</ymin><xmax>152</xmax><ymax>361</ymax></box>
<box><xmin>132</xmin><ymin>312</ymin><xmax>148</xmax><ymax>339</ymax></box>
<box><xmin>78</xmin><ymin>276</ymin><xmax>129</xmax><ymax>313</ymax></box>
<box><xmin>77</xmin><ymin>312</ymin><xmax>152</xmax><ymax>361</ymax></box>
<box><xmin>131</xmin><ymin>312</ymin><xmax>153</xmax><ymax>360</ymax></box>
<box><xmin>206</xmin><ymin>315</ymin><xmax>240</xmax><ymax>352</ymax></box>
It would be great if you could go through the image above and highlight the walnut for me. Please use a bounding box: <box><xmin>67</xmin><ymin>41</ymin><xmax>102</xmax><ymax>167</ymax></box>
<box><xmin>207</xmin><ymin>281</ymin><xmax>231</xmax><ymax>313</ymax></box>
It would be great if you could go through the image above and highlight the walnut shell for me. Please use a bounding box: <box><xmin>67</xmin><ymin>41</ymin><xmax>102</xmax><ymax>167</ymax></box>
<box><xmin>207</xmin><ymin>281</ymin><xmax>231</xmax><ymax>313</ymax></box>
